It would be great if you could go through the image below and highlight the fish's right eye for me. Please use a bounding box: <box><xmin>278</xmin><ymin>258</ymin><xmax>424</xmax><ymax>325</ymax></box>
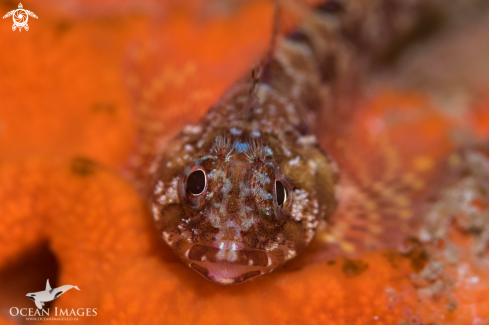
<box><xmin>179</xmin><ymin>166</ymin><xmax>208</xmax><ymax>207</ymax></box>
<box><xmin>275</xmin><ymin>180</ymin><xmax>287</xmax><ymax>206</ymax></box>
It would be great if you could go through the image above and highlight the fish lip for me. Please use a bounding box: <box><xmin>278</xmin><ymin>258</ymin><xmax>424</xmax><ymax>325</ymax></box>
<box><xmin>188</xmin><ymin>253</ymin><xmax>267</xmax><ymax>284</ymax></box>
<box><xmin>26</xmin><ymin>296</ymin><xmax>35</xmax><ymax>301</ymax></box>
<box><xmin>186</xmin><ymin>243</ymin><xmax>270</xmax><ymax>267</ymax></box>
<box><xmin>180</xmin><ymin>241</ymin><xmax>285</xmax><ymax>284</ymax></box>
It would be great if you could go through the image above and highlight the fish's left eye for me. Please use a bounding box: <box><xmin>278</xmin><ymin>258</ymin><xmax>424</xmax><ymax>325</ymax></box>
<box><xmin>187</xmin><ymin>170</ymin><xmax>206</xmax><ymax>195</ymax></box>
<box><xmin>275</xmin><ymin>180</ymin><xmax>287</xmax><ymax>206</ymax></box>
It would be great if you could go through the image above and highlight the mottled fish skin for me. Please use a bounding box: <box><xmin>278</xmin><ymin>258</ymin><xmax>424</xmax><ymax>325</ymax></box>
<box><xmin>150</xmin><ymin>0</ymin><xmax>438</xmax><ymax>284</ymax></box>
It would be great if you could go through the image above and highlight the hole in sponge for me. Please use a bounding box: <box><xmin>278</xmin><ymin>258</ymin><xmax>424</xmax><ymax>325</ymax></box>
<box><xmin>0</xmin><ymin>243</ymin><xmax>59</xmax><ymax>323</ymax></box>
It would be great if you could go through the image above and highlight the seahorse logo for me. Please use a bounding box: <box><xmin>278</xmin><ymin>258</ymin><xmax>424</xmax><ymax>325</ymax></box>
<box><xmin>2</xmin><ymin>3</ymin><xmax>38</xmax><ymax>32</ymax></box>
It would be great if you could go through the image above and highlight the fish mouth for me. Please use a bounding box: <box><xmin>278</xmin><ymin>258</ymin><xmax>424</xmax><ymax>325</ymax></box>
<box><xmin>26</xmin><ymin>296</ymin><xmax>35</xmax><ymax>301</ymax></box>
<box><xmin>184</xmin><ymin>242</ymin><xmax>272</xmax><ymax>284</ymax></box>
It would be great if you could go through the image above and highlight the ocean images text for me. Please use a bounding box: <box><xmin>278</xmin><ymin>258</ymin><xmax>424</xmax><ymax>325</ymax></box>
<box><xmin>9</xmin><ymin>307</ymin><xmax>97</xmax><ymax>317</ymax></box>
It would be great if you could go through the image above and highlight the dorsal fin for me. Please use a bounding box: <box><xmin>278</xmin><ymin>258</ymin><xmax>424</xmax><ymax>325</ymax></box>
<box><xmin>45</xmin><ymin>279</ymin><xmax>52</xmax><ymax>292</ymax></box>
<box><xmin>266</xmin><ymin>0</ymin><xmax>282</xmax><ymax>63</ymax></box>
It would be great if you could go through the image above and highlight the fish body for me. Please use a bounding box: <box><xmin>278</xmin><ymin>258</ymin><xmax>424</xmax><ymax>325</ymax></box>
<box><xmin>150</xmin><ymin>0</ymin><xmax>439</xmax><ymax>284</ymax></box>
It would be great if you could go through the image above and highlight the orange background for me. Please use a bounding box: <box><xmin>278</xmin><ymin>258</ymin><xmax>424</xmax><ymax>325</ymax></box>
<box><xmin>0</xmin><ymin>1</ymin><xmax>488</xmax><ymax>324</ymax></box>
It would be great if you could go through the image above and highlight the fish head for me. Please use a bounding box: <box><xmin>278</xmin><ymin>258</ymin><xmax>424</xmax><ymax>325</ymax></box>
<box><xmin>151</xmin><ymin>135</ymin><xmax>309</xmax><ymax>284</ymax></box>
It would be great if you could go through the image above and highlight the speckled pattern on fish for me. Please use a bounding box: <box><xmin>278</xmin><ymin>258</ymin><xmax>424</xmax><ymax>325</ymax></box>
<box><xmin>149</xmin><ymin>0</ymin><xmax>439</xmax><ymax>284</ymax></box>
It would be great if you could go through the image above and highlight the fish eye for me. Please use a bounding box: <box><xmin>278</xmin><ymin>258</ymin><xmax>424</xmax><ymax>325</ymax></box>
<box><xmin>187</xmin><ymin>170</ymin><xmax>206</xmax><ymax>196</ymax></box>
<box><xmin>275</xmin><ymin>180</ymin><xmax>287</xmax><ymax>206</ymax></box>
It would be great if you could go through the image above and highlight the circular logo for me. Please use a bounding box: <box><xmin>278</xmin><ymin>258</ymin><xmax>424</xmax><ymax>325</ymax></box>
<box><xmin>13</xmin><ymin>10</ymin><xmax>27</xmax><ymax>25</ymax></box>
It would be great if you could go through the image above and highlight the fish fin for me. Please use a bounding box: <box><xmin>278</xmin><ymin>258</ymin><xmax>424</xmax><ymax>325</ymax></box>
<box><xmin>314</xmin><ymin>91</ymin><xmax>457</xmax><ymax>259</ymax></box>
<box><xmin>74</xmin><ymin>286</ymin><xmax>80</xmax><ymax>291</ymax></box>
<box><xmin>45</xmin><ymin>279</ymin><xmax>52</xmax><ymax>292</ymax></box>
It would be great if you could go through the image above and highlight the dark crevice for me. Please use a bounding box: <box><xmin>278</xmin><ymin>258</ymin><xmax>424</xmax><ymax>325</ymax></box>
<box><xmin>0</xmin><ymin>243</ymin><xmax>59</xmax><ymax>323</ymax></box>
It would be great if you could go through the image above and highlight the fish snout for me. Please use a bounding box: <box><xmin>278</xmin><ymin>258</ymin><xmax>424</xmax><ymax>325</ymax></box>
<box><xmin>183</xmin><ymin>241</ymin><xmax>274</xmax><ymax>284</ymax></box>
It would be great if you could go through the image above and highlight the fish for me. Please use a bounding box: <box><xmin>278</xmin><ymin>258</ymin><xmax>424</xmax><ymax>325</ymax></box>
<box><xmin>26</xmin><ymin>279</ymin><xmax>80</xmax><ymax>309</ymax></box>
<box><xmin>147</xmin><ymin>0</ymin><xmax>449</xmax><ymax>284</ymax></box>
